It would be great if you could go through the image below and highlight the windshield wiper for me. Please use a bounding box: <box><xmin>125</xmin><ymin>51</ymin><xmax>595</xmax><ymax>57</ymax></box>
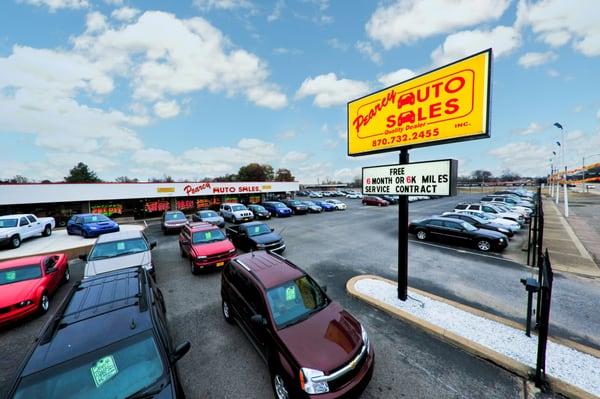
<box><xmin>124</xmin><ymin>382</ymin><xmax>165</xmax><ymax>399</ymax></box>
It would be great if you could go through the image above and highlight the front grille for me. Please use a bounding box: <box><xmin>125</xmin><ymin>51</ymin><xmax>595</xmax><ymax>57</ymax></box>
<box><xmin>328</xmin><ymin>347</ymin><xmax>368</xmax><ymax>391</ymax></box>
<box><xmin>263</xmin><ymin>241</ymin><xmax>282</xmax><ymax>249</ymax></box>
<box><xmin>204</xmin><ymin>251</ymin><xmax>233</xmax><ymax>263</ymax></box>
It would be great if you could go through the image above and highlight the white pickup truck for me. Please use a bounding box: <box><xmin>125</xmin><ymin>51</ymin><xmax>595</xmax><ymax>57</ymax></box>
<box><xmin>219</xmin><ymin>203</ymin><xmax>254</xmax><ymax>224</ymax></box>
<box><xmin>0</xmin><ymin>214</ymin><xmax>56</xmax><ymax>249</ymax></box>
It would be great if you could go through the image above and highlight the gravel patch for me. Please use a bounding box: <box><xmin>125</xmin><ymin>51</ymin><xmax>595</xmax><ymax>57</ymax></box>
<box><xmin>355</xmin><ymin>278</ymin><xmax>600</xmax><ymax>397</ymax></box>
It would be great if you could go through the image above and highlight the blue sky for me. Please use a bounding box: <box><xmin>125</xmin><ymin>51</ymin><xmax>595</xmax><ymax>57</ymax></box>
<box><xmin>0</xmin><ymin>0</ymin><xmax>599</xmax><ymax>183</ymax></box>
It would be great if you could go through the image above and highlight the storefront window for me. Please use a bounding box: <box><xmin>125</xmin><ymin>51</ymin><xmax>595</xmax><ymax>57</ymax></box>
<box><xmin>91</xmin><ymin>204</ymin><xmax>124</xmax><ymax>217</ymax></box>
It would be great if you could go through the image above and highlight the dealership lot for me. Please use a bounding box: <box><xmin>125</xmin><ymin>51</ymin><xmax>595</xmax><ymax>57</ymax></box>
<box><xmin>3</xmin><ymin>194</ymin><xmax>597</xmax><ymax>398</ymax></box>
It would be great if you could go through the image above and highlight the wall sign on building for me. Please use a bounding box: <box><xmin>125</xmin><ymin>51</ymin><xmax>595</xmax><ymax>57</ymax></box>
<box><xmin>362</xmin><ymin>159</ymin><xmax>457</xmax><ymax>197</ymax></box>
<box><xmin>348</xmin><ymin>49</ymin><xmax>491</xmax><ymax>156</ymax></box>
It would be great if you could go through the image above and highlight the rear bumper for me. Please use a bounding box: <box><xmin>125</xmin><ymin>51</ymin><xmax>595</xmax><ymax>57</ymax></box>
<box><xmin>163</xmin><ymin>224</ymin><xmax>186</xmax><ymax>232</ymax></box>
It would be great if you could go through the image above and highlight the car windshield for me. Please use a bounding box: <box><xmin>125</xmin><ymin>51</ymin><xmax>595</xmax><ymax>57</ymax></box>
<box><xmin>287</xmin><ymin>200</ymin><xmax>301</xmax><ymax>205</ymax></box>
<box><xmin>0</xmin><ymin>218</ymin><xmax>18</xmax><ymax>228</ymax></box>
<box><xmin>192</xmin><ymin>229</ymin><xmax>225</xmax><ymax>244</ymax></box>
<box><xmin>250</xmin><ymin>205</ymin><xmax>266</xmax><ymax>212</ymax></box>
<box><xmin>88</xmin><ymin>238</ymin><xmax>149</xmax><ymax>260</ymax></box>
<box><xmin>0</xmin><ymin>265</ymin><xmax>41</xmax><ymax>285</ymax></box>
<box><xmin>200</xmin><ymin>211</ymin><xmax>218</xmax><ymax>218</ymax></box>
<box><xmin>83</xmin><ymin>215</ymin><xmax>110</xmax><ymax>224</ymax></box>
<box><xmin>462</xmin><ymin>222</ymin><xmax>478</xmax><ymax>232</ymax></box>
<box><xmin>165</xmin><ymin>212</ymin><xmax>185</xmax><ymax>221</ymax></box>
<box><xmin>266</xmin><ymin>276</ymin><xmax>328</xmax><ymax>329</ymax></box>
<box><xmin>232</xmin><ymin>205</ymin><xmax>247</xmax><ymax>211</ymax></box>
<box><xmin>246</xmin><ymin>224</ymin><xmax>271</xmax><ymax>237</ymax></box>
<box><xmin>302</xmin><ymin>201</ymin><xmax>315</xmax><ymax>206</ymax></box>
<box><xmin>12</xmin><ymin>331</ymin><xmax>164</xmax><ymax>399</ymax></box>
<box><xmin>274</xmin><ymin>203</ymin><xmax>286</xmax><ymax>208</ymax></box>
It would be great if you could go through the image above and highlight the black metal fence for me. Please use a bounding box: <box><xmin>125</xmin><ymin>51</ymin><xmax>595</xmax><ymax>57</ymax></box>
<box><xmin>526</xmin><ymin>186</ymin><xmax>544</xmax><ymax>267</ymax></box>
<box><xmin>535</xmin><ymin>249</ymin><xmax>554</xmax><ymax>388</ymax></box>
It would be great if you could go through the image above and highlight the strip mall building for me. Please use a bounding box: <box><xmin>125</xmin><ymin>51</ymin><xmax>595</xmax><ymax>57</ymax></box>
<box><xmin>0</xmin><ymin>181</ymin><xmax>299</xmax><ymax>226</ymax></box>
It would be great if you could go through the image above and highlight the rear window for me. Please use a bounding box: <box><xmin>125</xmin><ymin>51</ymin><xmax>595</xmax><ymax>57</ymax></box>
<box><xmin>83</xmin><ymin>215</ymin><xmax>110</xmax><ymax>223</ymax></box>
<box><xmin>455</xmin><ymin>204</ymin><xmax>467</xmax><ymax>210</ymax></box>
<box><xmin>165</xmin><ymin>212</ymin><xmax>185</xmax><ymax>221</ymax></box>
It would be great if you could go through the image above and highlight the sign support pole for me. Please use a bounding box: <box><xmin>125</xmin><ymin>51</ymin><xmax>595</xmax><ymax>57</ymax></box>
<box><xmin>398</xmin><ymin>149</ymin><xmax>409</xmax><ymax>301</ymax></box>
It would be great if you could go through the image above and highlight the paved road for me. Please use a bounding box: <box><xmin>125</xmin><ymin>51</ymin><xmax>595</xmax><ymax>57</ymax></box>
<box><xmin>2</xmin><ymin>194</ymin><xmax>589</xmax><ymax>398</ymax></box>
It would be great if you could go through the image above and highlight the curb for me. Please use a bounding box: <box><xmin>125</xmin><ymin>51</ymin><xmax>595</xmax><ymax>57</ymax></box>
<box><xmin>347</xmin><ymin>274</ymin><xmax>599</xmax><ymax>399</ymax></box>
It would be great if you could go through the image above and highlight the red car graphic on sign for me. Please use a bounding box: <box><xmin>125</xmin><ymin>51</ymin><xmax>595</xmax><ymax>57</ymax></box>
<box><xmin>398</xmin><ymin>111</ymin><xmax>415</xmax><ymax>126</ymax></box>
<box><xmin>397</xmin><ymin>93</ymin><xmax>415</xmax><ymax>109</ymax></box>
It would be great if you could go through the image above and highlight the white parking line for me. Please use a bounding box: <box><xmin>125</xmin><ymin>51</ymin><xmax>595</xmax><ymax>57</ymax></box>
<box><xmin>408</xmin><ymin>239</ymin><xmax>519</xmax><ymax>264</ymax></box>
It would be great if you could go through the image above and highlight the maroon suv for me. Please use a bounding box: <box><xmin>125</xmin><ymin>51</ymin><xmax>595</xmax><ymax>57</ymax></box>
<box><xmin>221</xmin><ymin>252</ymin><xmax>374</xmax><ymax>398</ymax></box>
<box><xmin>361</xmin><ymin>196</ymin><xmax>389</xmax><ymax>207</ymax></box>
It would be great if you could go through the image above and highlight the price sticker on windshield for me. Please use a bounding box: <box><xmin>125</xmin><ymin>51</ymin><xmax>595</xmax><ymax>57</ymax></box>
<box><xmin>253</xmin><ymin>226</ymin><xmax>260</xmax><ymax>234</ymax></box>
<box><xmin>205</xmin><ymin>231</ymin><xmax>212</xmax><ymax>240</ymax></box>
<box><xmin>116</xmin><ymin>242</ymin><xmax>125</xmax><ymax>251</ymax></box>
<box><xmin>5</xmin><ymin>271</ymin><xmax>16</xmax><ymax>281</ymax></box>
<box><xmin>285</xmin><ymin>286</ymin><xmax>296</xmax><ymax>301</ymax></box>
<box><xmin>90</xmin><ymin>355</ymin><xmax>119</xmax><ymax>388</ymax></box>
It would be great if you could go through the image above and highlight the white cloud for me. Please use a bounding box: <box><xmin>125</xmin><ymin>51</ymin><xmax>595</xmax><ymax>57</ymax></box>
<box><xmin>282</xmin><ymin>151</ymin><xmax>309</xmax><ymax>163</ymax></box>
<box><xmin>514</xmin><ymin>122</ymin><xmax>544</xmax><ymax>135</ymax></box>
<box><xmin>378</xmin><ymin>68</ymin><xmax>416</xmax><ymax>87</ymax></box>
<box><xmin>104</xmin><ymin>0</ymin><xmax>123</xmax><ymax>5</ymax></box>
<box><xmin>268</xmin><ymin>0</ymin><xmax>284</xmax><ymax>22</ymax></box>
<box><xmin>18</xmin><ymin>0</ymin><xmax>88</xmax><ymax>11</ymax></box>
<box><xmin>276</xmin><ymin>130</ymin><xmax>296</xmax><ymax>140</ymax></box>
<box><xmin>566</xmin><ymin>130</ymin><xmax>585</xmax><ymax>141</ymax></box>
<box><xmin>355</xmin><ymin>41</ymin><xmax>382</xmax><ymax>64</ymax></box>
<box><xmin>547</xmin><ymin>69</ymin><xmax>560</xmax><ymax>78</ymax></box>
<box><xmin>193</xmin><ymin>0</ymin><xmax>253</xmax><ymax>11</ymax></box>
<box><xmin>518</xmin><ymin>51</ymin><xmax>557</xmax><ymax>68</ymax></box>
<box><xmin>111</xmin><ymin>7</ymin><xmax>140</xmax><ymax>22</ymax></box>
<box><xmin>489</xmin><ymin>141</ymin><xmax>551</xmax><ymax>176</ymax></box>
<box><xmin>366</xmin><ymin>0</ymin><xmax>510</xmax><ymax>49</ymax></box>
<box><xmin>333</xmin><ymin>167</ymin><xmax>361</xmax><ymax>182</ymax></box>
<box><xmin>327</xmin><ymin>38</ymin><xmax>349</xmax><ymax>51</ymax></box>
<box><xmin>517</xmin><ymin>0</ymin><xmax>600</xmax><ymax>56</ymax></box>
<box><xmin>85</xmin><ymin>12</ymin><xmax>108</xmax><ymax>33</ymax></box>
<box><xmin>296</xmin><ymin>73</ymin><xmax>370</xmax><ymax>108</ymax></box>
<box><xmin>431</xmin><ymin>26</ymin><xmax>521</xmax><ymax>66</ymax></box>
<box><xmin>153</xmin><ymin>100</ymin><xmax>180</xmax><ymax>119</ymax></box>
<box><xmin>323</xmin><ymin>139</ymin><xmax>338</xmax><ymax>149</ymax></box>
<box><xmin>573</xmin><ymin>105</ymin><xmax>583</xmax><ymax>113</ymax></box>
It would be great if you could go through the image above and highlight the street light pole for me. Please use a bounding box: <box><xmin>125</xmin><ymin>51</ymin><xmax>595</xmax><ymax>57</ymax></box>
<box><xmin>554</xmin><ymin>122</ymin><xmax>568</xmax><ymax>217</ymax></box>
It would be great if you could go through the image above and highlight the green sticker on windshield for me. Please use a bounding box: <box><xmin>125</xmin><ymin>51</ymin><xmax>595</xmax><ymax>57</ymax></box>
<box><xmin>205</xmin><ymin>231</ymin><xmax>212</xmax><ymax>240</ymax></box>
<box><xmin>90</xmin><ymin>355</ymin><xmax>119</xmax><ymax>388</ymax></box>
<box><xmin>285</xmin><ymin>286</ymin><xmax>296</xmax><ymax>301</ymax></box>
<box><xmin>116</xmin><ymin>242</ymin><xmax>125</xmax><ymax>251</ymax></box>
<box><xmin>5</xmin><ymin>271</ymin><xmax>16</xmax><ymax>281</ymax></box>
<box><xmin>91</xmin><ymin>216</ymin><xmax>98</xmax><ymax>222</ymax></box>
<box><xmin>254</xmin><ymin>226</ymin><xmax>260</xmax><ymax>234</ymax></box>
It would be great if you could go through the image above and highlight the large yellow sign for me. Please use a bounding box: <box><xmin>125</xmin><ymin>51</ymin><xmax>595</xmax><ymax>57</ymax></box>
<box><xmin>347</xmin><ymin>49</ymin><xmax>491</xmax><ymax>156</ymax></box>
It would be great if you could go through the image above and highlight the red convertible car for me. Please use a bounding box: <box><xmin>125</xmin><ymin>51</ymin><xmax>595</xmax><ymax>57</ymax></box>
<box><xmin>0</xmin><ymin>254</ymin><xmax>69</xmax><ymax>326</ymax></box>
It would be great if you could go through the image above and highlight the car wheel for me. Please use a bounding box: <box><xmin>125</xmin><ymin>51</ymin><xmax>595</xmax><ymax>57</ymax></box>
<box><xmin>11</xmin><ymin>235</ymin><xmax>21</xmax><ymax>248</ymax></box>
<box><xmin>190</xmin><ymin>259</ymin><xmax>198</xmax><ymax>275</ymax></box>
<box><xmin>477</xmin><ymin>239</ymin><xmax>491</xmax><ymax>252</ymax></box>
<box><xmin>82</xmin><ymin>231</ymin><xmax>89</xmax><ymax>239</ymax></box>
<box><xmin>42</xmin><ymin>225</ymin><xmax>52</xmax><ymax>237</ymax></box>
<box><xmin>62</xmin><ymin>267</ymin><xmax>70</xmax><ymax>284</ymax></box>
<box><xmin>271</xmin><ymin>370</ymin><xmax>290</xmax><ymax>399</ymax></box>
<box><xmin>416</xmin><ymin>230</ymin><xmax>427</xmax><ymax>241</ymax></box>
<box><xmin>222</xmin><ymin>299</ymin><xmax>234</xmax><ymax>324</ymax></box>
<box><xmin>67</xmin><ymin>229</ymin><xmax>73</xmax><ymax>236</ymax></box>
<box><xmin>39</xmin><ymin>292</ymin><xmax>50</xmax><ymax>314</ymax></box>
<box><xmin>378</xmin><ymin>203</ymin><xmax>382</xmax><ymax>207</ymax></box>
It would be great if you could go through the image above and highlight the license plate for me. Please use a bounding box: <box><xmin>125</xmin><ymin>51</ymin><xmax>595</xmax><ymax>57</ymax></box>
<box><xmin>216</xmin><ymin>261</ymin><xmax>225</xmax><ymax>267</ymax></box>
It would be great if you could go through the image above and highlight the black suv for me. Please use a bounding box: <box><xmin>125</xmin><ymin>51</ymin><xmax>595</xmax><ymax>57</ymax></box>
<box><xmin>7</xmin><ymin>267</ymin><xmax>190</xmax><ymax>399</ymax></box>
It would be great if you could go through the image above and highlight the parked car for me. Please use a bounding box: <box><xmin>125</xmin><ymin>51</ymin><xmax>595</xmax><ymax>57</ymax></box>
<box><xmin>301</xmin><ymin>201</ymin><xmax>323</xmax><ymax>213</ymax></box>
<box><xmin>221</xmin><ymin>251</ymin><xmax>374</xmax><ymax>398</ymax></box>
<box><xmin>296</xmin><ymin>191</ymin><xmax>310</xmax><ymax>197</ymax></box>
<box><xmin>314</xmin><ymin>200</ymin><xmax>336</xmax><ymax>211</ymax></box>
<box><xmin>283</xmin><ymin>200</ymin><xmax>309</xmax><ymax>215</ymax></box>
<box><xmin>220</xmin><ymin>203</ymin><xmax>254</xmax><ymax>224</ymax></box>
<box><xmin>0</xmin><ymin>254</ymin><xmax>69</xmax><ymax>326</ymax></box>
<box><xmin>325</xmin><ymin>199</ymin><xmax>347</xmax><ymax>210</ymax></box>
<box><xmin>454</xmin><ymin>209</ymin><xmax>521</xmax><ymax>233</ymax></box>
<box><xmin>346</xmin><ymin>192</ymin><xmax>362</xmax><ymax>199</ymax></box>
<box><xmin>454</xmin><ymin>203</ymin><xmax>524</xmax><ymax>225</ymax></box>
<box><xmin>481</xmin><ymin>196</ymin><xmax>534</xmax><ymax>211</ymax></box>
<box><xmin>440</xmin><ymin>212</ymin><xmax>514</xmax><ymax>237</ymax></box>
<box><xmin>309</xmin><ymin>191</ymin><xmax>323</xmax><ymax>198</ymax></box>
<box><xmin>362</xmin><ymin>196</ymin><xmax>389</xmax><ymax>206</ymax></box>
<box><xmin>322</xmin><ymin>191</ymin><xmax>334</xmax><ymax>197</ymax></box>
<box><xmin>0</xmin><ymin>214</ymin><xmax>56</xmax><ymax>249</ymax></box>
<box><xmin>247</xmin><ymin>204</ymin><xmax>272</xmax><ymax>220</ymax></box>
<box><xmin>5</xmin><ymin>267</ymin><xmax>190</xmax><ymax>399</ymax></box>
<box><xmin>488</xmin><ymin>202</ymin><xmax>531</xmax><ymax>221</ymax></box>
<box><xmin>226</xmin><ymin>222</ymin><xmax>285</xmax><ymax>253</ymax></box>
<box><xmin>67</xmin><ymin>213</ymin><xmax>119</xmax><ymax>238</ymax></box>
<box><xmin>381</xmin><ymin>195</ymin><xmax>399</xmax><ymax>205</ymax></box>
<box><xmin>192</xmin><ymin>209</ymin><xmax>225</xmax><ymax>227</ymax></box>
<box><xmin>161</xmin><ymin>210</ymin><xmax>188</xmax><ymax>234</ymax></box>
<box><xmin>261</xmin><ymin>201</ymin><xmax>293</xmax><ymax>217</ymax></box>
<box><xmin>409</xmin><ymin>217</ymin><xmax>508</xmax><ymax>252</ymax></box>
<box><xmin>81</xmin><ymin>230</ymin><xmax>157</xmax><ymax>279</ymax></box>
<box><xmin>179</xmin><ymin>222</ymin><xmax>236</xmax><ymax>274</ymax></box>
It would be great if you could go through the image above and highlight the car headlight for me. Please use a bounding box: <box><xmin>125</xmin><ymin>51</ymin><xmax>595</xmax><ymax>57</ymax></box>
<box><xmin>361</xmin><ymin>324</ymin><xmax>370</xmax><ymax>353</ymax></box>
<box><xmin>256</xmin><ymin>244</ymin><xmax>266</xmax><ymax>249</ymax></box>
<box><xmin>228</xmin><ymin>248</ymin><xmax>236</xmax><ymax>253</ymax></box>
<box><xmin>196</xmin><ymin>255</ymin><xmax>207</xmax><ymax>260</ymax></box>
<box><xmin>499</xmin><ymin>228</ymin><xmax>509</xmax><ymax>233</ymax></box>
<box><xmin>16</xmin><ymin>300</ymin><xmax>33</xmax><ymax>308</ymax></box>
<box><xmin>90</xmin><ymin>226</ymin><xmax>98</xmax><ymax>230</ymax></box>
<box><xmin>0</xmin><ymin>233</ymin><xmax>8</xmax><ymax>239</ymax></box>
<box><xmin>300</xmin><ymin>368</ymin><xmax>329</xmax><ymax>394</ymax></box>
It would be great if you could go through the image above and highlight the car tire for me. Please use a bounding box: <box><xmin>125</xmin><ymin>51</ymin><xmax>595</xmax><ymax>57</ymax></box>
<box><xmin>82</xmin><ymin>231</ymin><xmax>89</xmax><ymax>239</ymax></box>
<box><xmin>378</xmin><ymin>203</ymin><xmax>382</xmax><ymax>207</ymax></box>
<box><xmin>190</xmin><ymin>259</ymin><xmax>198</xmax><ymax>275</ymax></box>
<box><xmin>416</xmin><ymin>230</ymin><xmax>427</xmax><ymax>241</ymax></box>
<box><xmin>271</xmin><ymin>368</ymin><xmax>290</xmax><ymax>399</ymax></box>
<box><xmin>477</xmin><ymin>239</ymin><xmax>492</xmax><ymax>252</ymax></box>
<box><xmin>11</xmin><ymin>235</ymin><xmax>21</xmax><ymax>249</ymax></box>
<box><xmin>222</xmin><ymin>299</ymin><xmax>234</xmax><ymax>324</ymax></box>
<box><xmin>62</xmin><ymin>267</ymin><xmax>70</xmax><ymax>284</ymax></box>
<box><xmin>39</xmin><ymin>292</ymin><xmax>50</xmax><ymax>314</ymax></box>
<box><xmin>67</xmin><ymin>229</ymin><xmax>73</xmax><ymax>236</ymax></box>
<box><xmin>42</xmin><ymin>225</ymin><xmax>52</xmax><ymax>237</ymax></box>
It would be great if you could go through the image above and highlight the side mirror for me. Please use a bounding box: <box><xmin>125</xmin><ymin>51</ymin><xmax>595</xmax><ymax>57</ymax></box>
<box><xmin>270</xmin><ymin>227</ymin><xmax>275</xmax><ymax>232</ymax></box>
<box><xmin>321</xmin><ymin>285</ymin><xmax>328</xmax><ymax>293</ymax></box>
<box><xmin>250</xmin><ymin>314</ymin><xmax>267</xmax><ymax>327</ymax></box>
<box><xmin>79</xmin><ymin>254</ymin><xmax>88</xmax><ymax>261</ymax></box>
<box><xmin>170</xmin><ymin>341</ymin><xmax>191</xmax><ymax>365</ymax></box>
<box><xmin>181</xmin><ymin>239</ymin><xmax>190</xmax><ymax>246</ymax></box>
<box><xmin>150</xmin><ymin>241</ymin><xmax>157</xmax><ymax>250</ymax></box>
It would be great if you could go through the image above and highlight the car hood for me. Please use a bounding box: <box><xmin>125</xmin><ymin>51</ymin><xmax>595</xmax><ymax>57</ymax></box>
<box><xmin>0</xmin><ymin>279</ymin><xmax>40</xmax><ymax>307</ymax></box>
<box><xmin>276</xmin><ymin>302</ymin><xmax>363</xmax><ymax>374</ymax></box>
<box><xmin>85</xmin><ymin>251</ymin><xmax>151</xmax><ymax>277</ymax></box>
<box><xmin>486</xmin><ymin>222</ymin><xmax>512</xmax><ymax>231</ymax></box>
<box><xmin>192</xmin><ymin>239</ymin><xmax>235</xmax><ymax>256</ymax></box>
<box><xmin>475</xmin><ymin>228</ymin><xmax>506</xmax><ymax>239</ymax></box>
<box><xmin>250</xmin><ymin>232</ymin><xmax>282</xmax><ymax>245</ymax></box>
<box><xmin>203</xmin><ymin>216</ymin><xmax>224</xmax><ymax>223</ymax></box>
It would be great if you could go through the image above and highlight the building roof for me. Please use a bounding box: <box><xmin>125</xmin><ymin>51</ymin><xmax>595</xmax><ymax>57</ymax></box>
<box><xmin>234</xmin><ymin>251</ymin><xmax>304</xmax><ymax>290</ymax></box>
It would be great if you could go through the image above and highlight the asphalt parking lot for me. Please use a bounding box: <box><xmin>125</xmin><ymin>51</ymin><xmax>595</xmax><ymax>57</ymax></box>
<box><xmin>3</xmin><ymin>194</ymin><xmax>595</xmax><ymax>398</ymax></box>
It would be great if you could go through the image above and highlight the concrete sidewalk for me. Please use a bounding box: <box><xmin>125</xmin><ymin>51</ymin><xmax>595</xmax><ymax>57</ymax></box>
<box><xmin>542</xmin><ymin>195</ymin><xmax>600</xmax><ymax>278</ymax></box>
